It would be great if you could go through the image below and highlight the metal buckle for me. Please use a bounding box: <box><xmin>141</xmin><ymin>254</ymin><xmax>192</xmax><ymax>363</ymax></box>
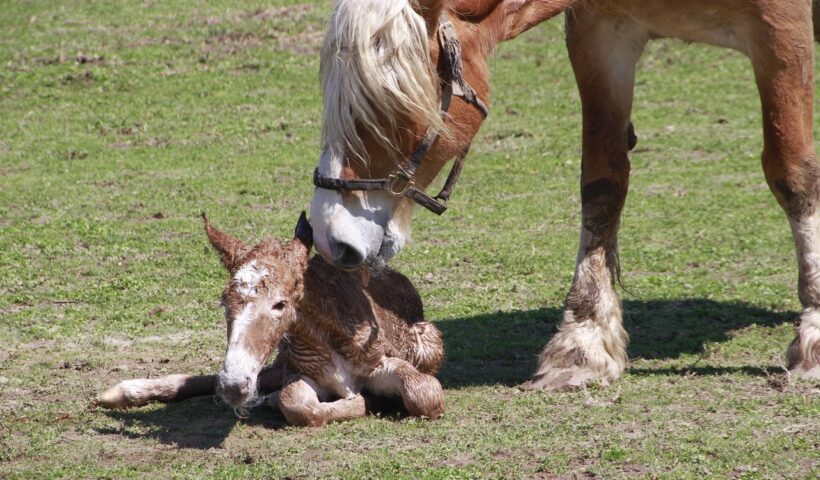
<box><xmin>387</xmin><ymin>172</ymin><xmax>415</xmax><ymax>197</ymax></box>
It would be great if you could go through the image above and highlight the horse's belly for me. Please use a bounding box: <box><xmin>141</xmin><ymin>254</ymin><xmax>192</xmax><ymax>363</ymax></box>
<box><xmin>607</xmin><ymin>0</ymin><xmax>755</xmax><ymax>52</ymax></box>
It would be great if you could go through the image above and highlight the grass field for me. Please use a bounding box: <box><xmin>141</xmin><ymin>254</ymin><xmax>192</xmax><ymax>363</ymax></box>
<box><xmin>1</xmin><ymin>1</ymin><xmax>819</xmax><ymax>478</ymax></box>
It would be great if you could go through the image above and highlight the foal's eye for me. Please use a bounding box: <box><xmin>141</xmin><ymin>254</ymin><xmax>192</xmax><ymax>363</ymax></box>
<box><xmin>272</xmin><ymin>301</ymin><xmax>286</xmax><ymax>311</ymax></box>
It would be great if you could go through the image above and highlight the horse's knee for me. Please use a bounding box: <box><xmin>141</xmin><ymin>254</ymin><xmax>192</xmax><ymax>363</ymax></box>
<box><xmin>764</xmin><ymin>153</ymin><xmax>820</xmax><ymax>219</ymax></box>
<box><xmin>402</xmin><ymin>373</ymin><xmax>444</xmax><ymax>419</ymax></box>
<box><xmin>581</xmin><ymin>177</ymin><xmax>628</xmax><ymax>237</ymax></box>
<box><xmin>408</xmin><ymin>321</ymin><xmax>444</xmax><ymax>375</ymax></box>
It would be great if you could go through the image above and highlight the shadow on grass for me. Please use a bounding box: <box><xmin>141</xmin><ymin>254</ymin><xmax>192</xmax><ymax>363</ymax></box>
<box><xmin>437</xmin><ymin>298</ymin><xmax>795</xmax><ymax>388</ymax></box>
<box><xmin>95</xmin><ymin>390</ymin><xmax>410</xmax><ymax>449</ymax></box>
<box><xmin>95</xmin><ymin>298</ymin><xmax>794</xmax><ymax>448</ymax></box>
<box><xmin>95</xmin><ymin>396</ymin><xmax>288</xmax><ymax>449</ymax></box>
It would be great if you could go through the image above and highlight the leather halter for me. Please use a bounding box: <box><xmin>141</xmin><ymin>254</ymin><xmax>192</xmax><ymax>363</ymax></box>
<box><xmin>313</xmin><ymin>14</ymin><xmax>489</xmax><ymax>215</ymax></box>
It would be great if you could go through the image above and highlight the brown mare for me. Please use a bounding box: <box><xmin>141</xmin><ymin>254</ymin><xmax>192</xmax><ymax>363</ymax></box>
<box><xmin>309</xmin><ymin>0</ymin><xmax>820</xmax><ymax>390</ymax></box>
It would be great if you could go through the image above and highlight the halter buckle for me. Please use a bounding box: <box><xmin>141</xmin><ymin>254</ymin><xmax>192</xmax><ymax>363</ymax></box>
<box><xmin>387</xmin><ymin>172</ymin><xmax>415</xmax><ymax>197</ymax></box>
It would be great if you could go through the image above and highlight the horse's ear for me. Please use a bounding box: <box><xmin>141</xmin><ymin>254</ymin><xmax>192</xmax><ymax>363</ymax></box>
<box><xmin>490</xmin><ymin>0</ymin><xmax>571</xmax><ymax>42</ymax></box>
<box><xmin>413</xmin><ymin>0</ymin><xmax>445</xmax><ymax>23</ymax></box>
<box><xmin>202</xmin><ymin>213</ymin><xmax>250</xmax><ymax>272</ymax></box>
<box><xmin>451</xmin><ymin>0</ymin><xmax>504</xmax><ymax>19</ymax></box>
<box><xmin>293</xmin><ymin>211</ymin><xmax>313</xmax><ymax>253</ymax></box>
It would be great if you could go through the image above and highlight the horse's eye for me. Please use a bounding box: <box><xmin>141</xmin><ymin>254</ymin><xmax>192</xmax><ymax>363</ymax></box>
<box><xmin>272</xmin><ymin>301</ymin><xmax>286</xmax><ymax>311</ymax></box>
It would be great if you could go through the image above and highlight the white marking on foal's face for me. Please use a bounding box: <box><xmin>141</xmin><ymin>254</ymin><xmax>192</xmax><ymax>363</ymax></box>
<box><xmin>219</xmin><ymin>262</ymin><xmax>281</xmax><ymax>405</ymax></box>
<box><xmin>233</xmin><ymin>260</ymin><xmax>269</xmax><ymax>298</ymax></box>
<box><xmin>311</xmin><ymin>151</ymin><xmax>408</xmax><ymax>268</ymax></box>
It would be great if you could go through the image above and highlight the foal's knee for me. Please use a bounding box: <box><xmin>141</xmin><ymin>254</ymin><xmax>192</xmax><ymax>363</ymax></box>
<box><xmin>278</xmin><ymin>381</ymin><xmax>325</xmax><ymax>427</ymax></box>
<box><xmin>408</xmin><ymin>321</ymin><xmax>444</xmax><ymax>375</ymax></box>
<box><xmin>402</xmin><ymin>373</ymin><xmax>444</xmax><ymax>419</ymax></box>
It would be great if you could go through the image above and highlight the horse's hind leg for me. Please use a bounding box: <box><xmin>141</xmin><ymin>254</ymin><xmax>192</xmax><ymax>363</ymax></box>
<box><xmin>524</xmin><ymin>9</ymin><xmax>648</xmax><ymax>390</ymax></box>
<box><xmin>751</xmin><ymin>3</ymin><xmax>820</xmax><ymax>379</ymax></box>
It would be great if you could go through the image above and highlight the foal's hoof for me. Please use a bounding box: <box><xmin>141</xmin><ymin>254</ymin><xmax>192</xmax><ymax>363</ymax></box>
<box><xmin>95</xmin><ymin>385</ymin><xmax>133</xmax><ymax>409</ymax></box>
<box><xmin>519</xmin><ymin>366</ymin><xmax>611</xmax><ymax>392</ymax></box>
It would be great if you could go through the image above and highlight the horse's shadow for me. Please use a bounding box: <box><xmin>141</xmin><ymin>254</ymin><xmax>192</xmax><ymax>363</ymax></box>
<box><xmin>96</xmin><ymin>298</ymin><xmax>794</xmax><ymax>448</ymax></box>
<box><xmin>436</xmin><ymin>298</ymin><xmax>795</xmax><ymax>388</ymax></box>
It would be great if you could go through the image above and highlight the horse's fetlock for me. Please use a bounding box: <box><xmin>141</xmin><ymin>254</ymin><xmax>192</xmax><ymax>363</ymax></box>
<box><xmin>581</xmin><ymin>178</ymin><xmax>626</xmax><ymax>236</ymax></box>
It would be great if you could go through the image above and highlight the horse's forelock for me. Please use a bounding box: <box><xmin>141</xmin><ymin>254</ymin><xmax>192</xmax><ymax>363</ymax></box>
<box><xmin>321</xmin><ymin>0</ymin><xmax>443</xmax><ymax>167</ymax></box>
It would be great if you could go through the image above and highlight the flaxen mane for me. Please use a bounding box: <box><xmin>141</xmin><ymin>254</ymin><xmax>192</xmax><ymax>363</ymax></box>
<box><xmin>320</xmin><ymin>0</ymin><xmax>444</xmax><ymax>164</ymax></box>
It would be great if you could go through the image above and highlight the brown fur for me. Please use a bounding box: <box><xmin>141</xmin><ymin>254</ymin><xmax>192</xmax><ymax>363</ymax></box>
<box><xmin>96</xmin><ymin>214</ymin><xmax>445</xmax><ymax>426</ymax></box>
<box><xmin>326</xmin><ymin>0</ymin><xmax>820</xmax><ymax>388</ymax></box>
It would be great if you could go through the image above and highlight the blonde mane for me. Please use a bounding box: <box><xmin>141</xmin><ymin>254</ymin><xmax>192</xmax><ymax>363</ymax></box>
<box><xmin>321</xmin><ymin>0</ymin><xmax>443</xmax><ymax>166</ymax></box>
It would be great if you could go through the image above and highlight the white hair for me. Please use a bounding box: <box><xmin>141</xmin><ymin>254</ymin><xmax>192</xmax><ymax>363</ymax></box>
<box><xmin>321</xmin><ymin>0</ymin><xmax>443</xmax><ymax>166</ymax></box>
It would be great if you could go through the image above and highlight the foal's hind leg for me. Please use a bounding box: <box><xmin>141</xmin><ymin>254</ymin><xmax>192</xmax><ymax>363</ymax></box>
<box><xmin>750</xmin><ymin>4</ymin><xmax>820</xmax><ymax>379</ymax></box>
<box><xmin>367</xmin><ymin>357</ymin><xmax>444</xmax><ymax>418</ymax></box>
<box><xmin>525</xmin><ymin>10</ymin><xmax>648</xmax><ymax>390</ymax></box>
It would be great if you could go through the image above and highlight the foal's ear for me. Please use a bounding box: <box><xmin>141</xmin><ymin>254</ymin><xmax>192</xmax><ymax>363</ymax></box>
<box><xmin>293</xmin><ymin>211</ymin><xmax>313</xmax><ymax>252</ymax></box>
<box><xmin>201</xmin><ymin>213</ymin><xmax>250</xmax><ymax>272</ymax></box>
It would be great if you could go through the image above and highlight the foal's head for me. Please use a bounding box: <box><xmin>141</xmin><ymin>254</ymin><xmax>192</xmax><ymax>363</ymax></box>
<box><xmin>311</xmin><ymin>0</ymin><xmax>555</xmax><ymax>269</ymax></box>
<box><xmin>203</xmin><ymin>213</ymin><xmax>312</xmax><ymax>407</ymax></box>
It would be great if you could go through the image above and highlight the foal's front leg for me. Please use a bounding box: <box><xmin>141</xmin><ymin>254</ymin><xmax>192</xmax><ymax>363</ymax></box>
<box><xmin>525</xmin><ymin>10</ymin><xmax>648</xmax><ymax>390</ymax></box>
<box><xmin>366</xmin><ymin>357</ymin><xmax>444</xmax><ymax>418</ymax></box>
<box><xmin>272</xmin><ymin>376</ymin><xmax>366</xmax><ymax>427</ymax></box>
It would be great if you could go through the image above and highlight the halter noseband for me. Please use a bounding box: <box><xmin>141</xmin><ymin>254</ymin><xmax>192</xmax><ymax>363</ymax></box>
<box><xmin>312</xmin><ymin>14</ymin><xmax>489</xmax><ymax>216</ymax></box>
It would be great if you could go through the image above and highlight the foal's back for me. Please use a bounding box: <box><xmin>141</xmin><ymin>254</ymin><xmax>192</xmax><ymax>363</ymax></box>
<box><xmin>292</xmin><ymin>256</ymin><xmax>441</xmax><ymax>375</ymax></box>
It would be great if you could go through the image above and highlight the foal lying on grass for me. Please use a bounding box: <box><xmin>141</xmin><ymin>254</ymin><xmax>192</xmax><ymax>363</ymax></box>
<box><xmin>96</xmin><ymin>213</ymin><xmax>445</xmax><ymax>426</ymax></box>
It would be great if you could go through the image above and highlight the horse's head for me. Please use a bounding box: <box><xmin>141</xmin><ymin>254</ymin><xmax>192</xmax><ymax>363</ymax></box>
<box><xmin>310</xmin><ymin>0</ymin><xmax>556</xmax><ymax>269</ymax></box>
<box><xmin>203</xmin><ymin>213</ymin><xmax>312</xmax><ymax>407</ymax></box>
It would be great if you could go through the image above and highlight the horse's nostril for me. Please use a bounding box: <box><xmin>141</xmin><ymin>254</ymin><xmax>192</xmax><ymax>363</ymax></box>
<box><xmin>218</xmin><ymin>375</ymin><xmax>254</xmax><ymax>406</ymax></box>
<box><xmin>330</xmin><ymin>240</ymin><xmax>366</xmax><ymax>269</ymax></box>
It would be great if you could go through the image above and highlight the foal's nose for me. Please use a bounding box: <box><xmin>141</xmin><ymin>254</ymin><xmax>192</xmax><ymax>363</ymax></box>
<box><xmin>218</xmin><ymin>375</ymin><xmax>253</xmax><ymax>406</ymax></box>
<box><xmin>328</xmin><ymin>236</ymin><xmax>366</xmax><ymax>270</ymax></box>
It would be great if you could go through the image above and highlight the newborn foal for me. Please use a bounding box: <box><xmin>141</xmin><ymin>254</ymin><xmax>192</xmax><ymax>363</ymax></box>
<box><xmin>97</xmin><ymin>214</ymin><xmax>445</xmax><ymax>426</ymax></box>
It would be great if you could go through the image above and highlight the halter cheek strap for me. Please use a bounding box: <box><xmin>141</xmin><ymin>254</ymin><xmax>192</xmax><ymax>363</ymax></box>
<box><xmin>313</xmin><ymin>14</ymin><xmax>489</xmax><ymax>216</ymax></box>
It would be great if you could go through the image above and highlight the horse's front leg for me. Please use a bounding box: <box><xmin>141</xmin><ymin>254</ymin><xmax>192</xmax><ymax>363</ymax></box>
<box><xmin>524</xmin><ymin>9</ymin><xmax>648</xmax><ymax>391</ymax></box>
<box><xmin>750</xmin><ymin>2</ymin><xmax>820</xmax><ymax>379</ymax></box>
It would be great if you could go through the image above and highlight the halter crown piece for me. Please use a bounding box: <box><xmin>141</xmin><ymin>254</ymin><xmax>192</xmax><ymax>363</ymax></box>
<box><xmin>313</xmin><ymin>14</ymin><xmax>489</xmax><ymax>215</ymax></box>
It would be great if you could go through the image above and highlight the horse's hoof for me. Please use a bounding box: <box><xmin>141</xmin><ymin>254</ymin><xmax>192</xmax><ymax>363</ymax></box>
<box><xmin>789</xmin><ymin>363</ymin><xmax>820</xmax><ymax>380</ymax></box>
<box><xmin>520</xmin><ymin>366</ymin><xmax>611</xmax><ymax>392</ymax></box>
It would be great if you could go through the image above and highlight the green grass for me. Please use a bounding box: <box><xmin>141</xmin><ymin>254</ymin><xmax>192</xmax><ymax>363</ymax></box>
<box><xmin>1</xmin><ymin>1</ymin><xmax>818</xmax><ymax>478</ymax></box>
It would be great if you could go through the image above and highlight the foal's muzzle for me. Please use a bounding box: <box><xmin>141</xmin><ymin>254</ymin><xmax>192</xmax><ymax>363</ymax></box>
<box><xmin>217</xmin><ymin>373</ymin><xmax>254</xmax><ymax>406</ymax></box>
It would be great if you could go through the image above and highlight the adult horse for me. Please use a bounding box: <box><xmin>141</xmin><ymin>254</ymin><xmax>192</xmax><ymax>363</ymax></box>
<box><xmin>309</xmin><ymin>0</ymin><xmax>820</xmax><ymax>390</ymax></box>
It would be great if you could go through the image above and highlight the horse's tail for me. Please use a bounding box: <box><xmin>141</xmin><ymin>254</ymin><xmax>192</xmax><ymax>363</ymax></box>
<box><xmin>813</xmin><ymin>0</ymin><xmax>820</xmax><ymax>42</ymax></box>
